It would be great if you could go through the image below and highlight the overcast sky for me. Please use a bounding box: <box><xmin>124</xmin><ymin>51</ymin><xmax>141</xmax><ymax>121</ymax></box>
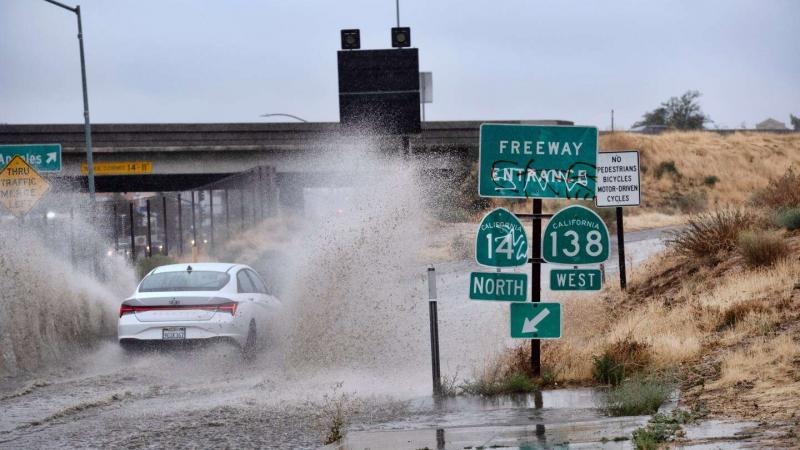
<box><xmin>1</xmin><ymin>0</ymin><xmax>798</xmax><ymax>129</ymax></box>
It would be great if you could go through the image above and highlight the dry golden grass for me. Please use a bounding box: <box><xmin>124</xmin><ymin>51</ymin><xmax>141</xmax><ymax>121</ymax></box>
<box><xmin>600</xmin><ymin>132</ymin><xmax>800</xmax><ymax>208</ymax></box>
<box><xmin>710</xmin><ymin>334</ymin><xmax>800</xmax><ymax>389</ymax></box>
<box><xmin>523</xmin><ymin>242</ymin><xmax>800</xmax><ymax>390</ymax></box>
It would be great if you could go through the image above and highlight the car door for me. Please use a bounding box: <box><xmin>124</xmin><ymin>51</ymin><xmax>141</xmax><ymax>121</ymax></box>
<box><xmin>235</xmin><ymin>269</ymin><xmax>258</xmax><ymax>322</ymax></box>
<box><xmin>244</xmin><ymin>269</ymin><xmax>279</xmax><ymax>323</ymax></box>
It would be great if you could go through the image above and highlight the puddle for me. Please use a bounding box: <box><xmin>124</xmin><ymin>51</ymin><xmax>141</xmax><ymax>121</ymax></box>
<box><xmin>335</xmin><ymin>388</ymin><xmax>649</xmax><ymax>450</ymax></box>
<box><xmin>677</xmin><ymin>419</ymin><xmax>760</xmax><ymax>449</ymax></box>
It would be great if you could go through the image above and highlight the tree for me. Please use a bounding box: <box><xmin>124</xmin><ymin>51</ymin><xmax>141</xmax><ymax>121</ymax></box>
<box><xmin>791</xmin><ymin>114</ymin><xmax>800</xmax><ymax>131</ymax></box>
<box><xmin>633</xmin><ymin>90</ymin><xmax>711</xmax><ymax>130</ymax></box>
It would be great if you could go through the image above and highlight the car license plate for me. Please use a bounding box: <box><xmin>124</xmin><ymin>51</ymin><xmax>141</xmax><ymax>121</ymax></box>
<box><xmin>162</xmin><ymin>327</ymin><xmax>186</xmax><ymax>340</ymax></box>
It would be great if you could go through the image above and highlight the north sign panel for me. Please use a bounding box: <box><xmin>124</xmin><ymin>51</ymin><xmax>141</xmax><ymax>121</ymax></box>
<box><xmin>478</xmin><ymin>124</ymin><xmax>598</xmax><ymax>199</ymax></box>
<box><xmin>469</xmin><ymin>272</ymin><xmax>527</xmax><ymax>302</ymax></box>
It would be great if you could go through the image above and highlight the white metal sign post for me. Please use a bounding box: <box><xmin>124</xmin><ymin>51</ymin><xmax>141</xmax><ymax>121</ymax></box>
<box><xmin>595</xmin><ymin>151</ymin><xmax>641</xmax><ymax>289</ymax></box>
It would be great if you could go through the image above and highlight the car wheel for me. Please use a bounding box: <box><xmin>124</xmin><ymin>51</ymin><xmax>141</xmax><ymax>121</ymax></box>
<box><xmin>242</xmin><ymin>320</ymin><xmax>257</xmax><ymax>362</ymax></box>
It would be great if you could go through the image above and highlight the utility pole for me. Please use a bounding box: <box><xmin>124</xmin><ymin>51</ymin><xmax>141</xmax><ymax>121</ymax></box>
<box><xmin>611</xmin><ymin>109</ymin><xmax>615</xmax><ymax>132</ymax></box>
<box><xmin>395</xmin><ymin>0</ymin><xmax>400</xmax><ymax>27</ymax></box>
<box><xmin>43</xmin><ymin>0</ymin><xmax>96</xmax><ymax>201</ymax></box>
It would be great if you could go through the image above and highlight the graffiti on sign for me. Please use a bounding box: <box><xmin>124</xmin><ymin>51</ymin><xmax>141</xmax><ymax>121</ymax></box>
<box><xmin>479</xmin><ymin>124</ymin><xmax>598</xmax><ymax>199</ymax></box>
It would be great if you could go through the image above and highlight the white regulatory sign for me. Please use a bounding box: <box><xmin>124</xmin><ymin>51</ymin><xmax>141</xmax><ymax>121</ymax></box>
<box><xmin>595</xmin><ymin>151</ymin><xmax>641</xmax><ymax>207</ymax></box>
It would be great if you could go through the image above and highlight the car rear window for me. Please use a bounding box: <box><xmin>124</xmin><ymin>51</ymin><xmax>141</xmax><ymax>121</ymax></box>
<box><xmin>139</xmin><ymin>271</ymin><xmax>230</xmax><ymax>292</ymax></box>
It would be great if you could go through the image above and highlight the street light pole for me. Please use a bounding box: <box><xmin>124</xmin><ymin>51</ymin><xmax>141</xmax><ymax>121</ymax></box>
<box><xmin>43</xmin><ymin>0</ymin><xmax>96</xmax><ymax>202</ymax></box>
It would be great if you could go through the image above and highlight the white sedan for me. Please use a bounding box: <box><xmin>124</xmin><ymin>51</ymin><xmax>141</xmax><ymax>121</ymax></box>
<box><xmin>118</xmin><ymin>262</ymin><xmax>281</xmax><ymax>358</ymax></box>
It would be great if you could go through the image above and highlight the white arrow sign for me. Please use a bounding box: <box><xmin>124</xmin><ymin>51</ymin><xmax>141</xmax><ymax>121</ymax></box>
<box><xmin>522</xmin><ymin>308</ymin><xmax>550</xmax><ymax>333</ymax></box>
<box><xmin>46</xmin><ymin>152</ymin><xmax>57</xmax><ymax>164</ymax></box>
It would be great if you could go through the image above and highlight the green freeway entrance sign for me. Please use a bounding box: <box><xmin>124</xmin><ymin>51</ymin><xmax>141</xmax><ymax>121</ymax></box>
<box><xmin>542</xmin><ymin>205</ymin><xmax>609</xmax><ymax>265</ymax></box>
<box><xmin>0</xmin><ymin>144</ymin><xmax>62</xmax><ymax>173</ymax></box>
<box><xmin>475</xmin><ymin>208</ymin><xmax>528</xmax><ymax>267</ymax></box>
<box><xmin>510</xmin><ymin>302</ymin><xmax>561</xmax><ymax>339</ymax></box>
<box><xmin>478</xmin><ymin>124</ymin><xmax>598</xmax><ymax>199</ymax></box>
<box><xmin>470</xmin><ymin>272</ymin><xmax>527</xmax><ymax>301</ymax></box>
<box><xmin>550</xmin><ymin>269</ymin><xmax>602</xmax><ymax>291</ymax></box>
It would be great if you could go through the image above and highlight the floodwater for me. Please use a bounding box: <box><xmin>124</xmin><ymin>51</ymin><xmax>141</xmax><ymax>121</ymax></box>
<box><xmin>0</xmin><ymin>140</ymin><xmax>678</xmax><ymax>449</ymax></box>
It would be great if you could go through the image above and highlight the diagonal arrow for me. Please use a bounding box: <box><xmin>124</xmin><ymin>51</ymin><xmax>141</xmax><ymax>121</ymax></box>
<box><xmin>522</xmin><ymin>308</ymin><xmax>550</xmax><ymax>333</ymax></box>
<box><xmin>46</xmin><ymin>152</ymin><xmax>57</xmax><ymax>164</ymax></box>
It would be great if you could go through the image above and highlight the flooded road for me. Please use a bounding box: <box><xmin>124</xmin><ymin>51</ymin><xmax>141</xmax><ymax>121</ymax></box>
<box><xmin>0</xmin><ymin>225</ymin><xmax>671</xmax><ymax>449</ymax></box>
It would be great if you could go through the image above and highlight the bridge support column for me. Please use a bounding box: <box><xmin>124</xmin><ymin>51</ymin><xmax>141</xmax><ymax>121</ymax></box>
<box><xmin>277</xmin><ymin>174</ymin><xmax>305</xmax><ymax>212</ymax></box>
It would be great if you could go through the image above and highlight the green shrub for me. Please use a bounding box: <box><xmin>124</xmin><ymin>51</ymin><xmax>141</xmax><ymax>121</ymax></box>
<box><xmin>503</xmin><ymin>373</ymin><xmax>539</xmax><ymax>393</ymax></box>
<box><xmin>654</xmin><ymin>161</ymin><xmax>680</xmax><ymax>179</ymax></box>
<box><xmin>593</xmin><ymin>353</ymin><xmax>625</xmax><ymax>386</ymax></box>
<box><xmin>604</xmin><ymin>375</ymin><xmax>673</xmax><ymax>416</ymax></box>
<box><xmin>774</xmin><ymin>207</ymin><xmax>800</xmax><ymax>231</ymax></box>
<box><xmin>703</xmin><ymin>175</ymin><xmax>719</xmax><ymax>187</ymax></box>
<box><xmin>631</xmin><ymin>410</ymin><xmax>696</xmax><ymax>449</ymax></box>
<box><xmin>135</xmin><ymin>254</ymin><xmax>178</xmax><ymax>280</ymax></box>
<box><xmin>667</xmin><ymin>209</ymin><xmax>756</xmax><ymax>260</ymax></box>
<box><xmin>460</xmin><ymin>372</ymin><xmax>539</xmax><ymax>396</ymax></box>
<box><xmin>593</xmin><ymin>336</ymin><xmax>653</xmax><ymax>386</ymax></box>
<box><xmin>737</xmin><ymin>230</ymin><xmax>788</xmax><ymax>267</ymax></box>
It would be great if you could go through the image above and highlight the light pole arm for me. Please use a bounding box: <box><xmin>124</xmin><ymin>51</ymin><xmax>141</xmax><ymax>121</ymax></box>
<box><xmin>43</xmin><ymin>0</ymin><xmax>77</xmax><ymax>13</ymax></box>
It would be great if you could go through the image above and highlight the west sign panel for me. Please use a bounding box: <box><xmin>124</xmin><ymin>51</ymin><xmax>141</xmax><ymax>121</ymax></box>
<box><xmin>595</xmin><ymin>151</ymin><xmax>641</xmax><ymax>207</ymax></box>
<box><xmin>479</xmin><ymin>124</ymin><xmax>598</xmax><ymax>199</ymax></box>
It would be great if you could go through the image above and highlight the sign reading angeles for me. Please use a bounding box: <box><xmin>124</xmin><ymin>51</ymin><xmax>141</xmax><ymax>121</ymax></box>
<box><xmin>479</xmin><ymin>124</ymin><xmax>598</xmax><ymax>199</ymax></box>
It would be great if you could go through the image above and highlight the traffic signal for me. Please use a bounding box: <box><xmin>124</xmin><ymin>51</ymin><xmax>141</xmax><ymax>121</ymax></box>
<box><xmin>340</xmin><ymin>29</ymin><xmax>360</xmax><ymax>50</ymax></box>
<box><xmin>391</xmin><ymin>27</ymin><xmax>411</xmax><ymax>48</ymax></box>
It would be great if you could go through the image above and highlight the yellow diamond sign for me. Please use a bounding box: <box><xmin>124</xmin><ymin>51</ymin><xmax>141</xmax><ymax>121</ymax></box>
<box><xmin>0</xmin><ymin>155</ymin><xmax>50</xmax><ymax>218</ymax></box>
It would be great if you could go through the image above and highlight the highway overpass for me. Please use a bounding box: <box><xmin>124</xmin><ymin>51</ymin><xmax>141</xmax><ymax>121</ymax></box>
<box><xmin>0</xmin><ymin>120</ymin><xmax>570</xmax><ymax>193</ymax></box>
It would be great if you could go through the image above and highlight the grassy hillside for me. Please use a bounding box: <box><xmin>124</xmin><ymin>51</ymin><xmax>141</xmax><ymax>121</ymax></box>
<box><xmin>600</xmin><ymin>131</ymin><xmax>800</xmax><ymax>211</ymax></box>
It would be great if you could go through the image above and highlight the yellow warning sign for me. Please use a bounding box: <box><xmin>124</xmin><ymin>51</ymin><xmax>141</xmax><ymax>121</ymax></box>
<box><xmin>81</xmin><ymin>161</ymin><xmax>153</xmax><ymax>175</ymax></box>
<box><xmin>0</xmin><ymin>155</ymin><xmax>50</xmax><ymax>218</ymax></box>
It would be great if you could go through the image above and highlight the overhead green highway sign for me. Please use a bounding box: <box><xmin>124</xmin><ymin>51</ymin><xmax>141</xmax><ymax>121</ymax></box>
<box><xmin>475</xmin><ymin>207</ymin><xmax>528</xmax><ymax>268</ymax></box>
<box><xmin>542</xmin><ymin>205</ymin><xmax>610</xmax><ymax>265</ymax></box>
<box><xmin>550</xmin><ymin>269</ymin><xmax>602</xmax><ymax>291</ymax></box>
<box><xmin>510</xmin><ymin>302</ymin><xmax>561</xmax><ymax>339</ymax></box>
<box><xmin>0</xmin><ymin>144</ymin><xmax>62</xmax><ymax>173</ymax></box>
<box><xmin>469</xmin><ymin>272</ymin><xmax>527</xmax><ymax>301</ymax></box>
<box><xmin>478</xmin><ymin>124</ymin><xmax>598</xmax><ymax>199</ymax></box>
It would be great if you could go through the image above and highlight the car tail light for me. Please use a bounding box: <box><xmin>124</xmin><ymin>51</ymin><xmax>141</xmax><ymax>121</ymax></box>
<box><xmin>216</xmin><ymin>302</ymin><xmax>238</xmax><ymax>316</ymax></box>
<box><xmin>119</xmin><ymin>304</ymin><xmax>135</xmax><ymax>317</ymax></box>
<box><xmin>118</xmin><ymin>301</ymin><xmax>238</xmax><ymax>317</ymax></box>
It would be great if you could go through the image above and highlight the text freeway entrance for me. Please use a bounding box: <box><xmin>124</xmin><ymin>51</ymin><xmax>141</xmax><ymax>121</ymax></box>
<box><xmin>478</xmin><ymin>124</ymin><xmax>598</xmax><ymax>199</ymax></box>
